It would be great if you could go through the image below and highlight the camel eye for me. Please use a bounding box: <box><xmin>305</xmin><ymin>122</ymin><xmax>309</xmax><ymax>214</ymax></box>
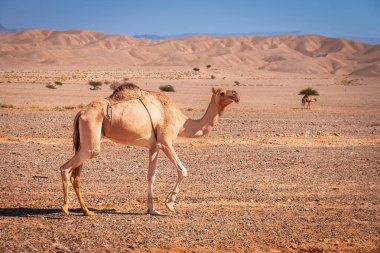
<box><xmin>220</xmin><ymin>92</ymin><xmax>225</xmax><ymax>96</ymax></box>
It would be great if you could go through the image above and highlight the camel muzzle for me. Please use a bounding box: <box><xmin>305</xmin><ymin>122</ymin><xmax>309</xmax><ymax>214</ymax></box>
<box><xmin>232</xmin><ymin>92</ymin><xmax>240</xmax><ymax>103</ymax></box>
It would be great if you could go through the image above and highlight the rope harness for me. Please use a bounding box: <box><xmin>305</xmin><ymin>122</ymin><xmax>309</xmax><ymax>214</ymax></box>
<box><xmin>138</xmin><ymin>90</ymin><xmax>158</xmax><ymax>142</ymax></box>
<box><xmin>106</xmin><ymin>103</ymin><xmax>112</xmax><ymax>121</ymax></box>
<box><xmin>105</xmin><ymin>89</ymin><xmax>158</xmax><ymax>142</ymax></box>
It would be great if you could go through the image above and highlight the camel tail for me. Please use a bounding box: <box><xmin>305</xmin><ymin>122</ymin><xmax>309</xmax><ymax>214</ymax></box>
<box><xmin>73</xmin><ymin>111</ymin><xmax>82</xmax><ymax>152</ymax></box>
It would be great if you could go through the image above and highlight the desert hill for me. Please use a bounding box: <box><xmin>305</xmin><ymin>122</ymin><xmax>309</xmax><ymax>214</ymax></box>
<box><xmin>0</xmin><ymin>29</ymin><xmax>379</xmax><ymax>76</ymax></box>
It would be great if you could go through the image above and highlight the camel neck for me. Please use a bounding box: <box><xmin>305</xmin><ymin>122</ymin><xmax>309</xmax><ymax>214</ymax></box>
<box><xmin>179</xmin><ymin>95</ymin><xmax>223</xmax><ymax>138</ymax></box>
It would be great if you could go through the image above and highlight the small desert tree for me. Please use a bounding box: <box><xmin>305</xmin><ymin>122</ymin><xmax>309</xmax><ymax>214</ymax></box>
<box><xmin>298</xmin><ymin>88</ymin><xmax>319</xmax><ymax>96</ymax></box>
<box><xmin>193</xmin><ymin>67</ymin><xmax>200</xmax><ymax>73</ymax></box>
<box><xmin>46</xmin><ymin>84</ymin><xmax>57</xmax><ymax>89</ymax></box>
<box><xmin>88</xmin><ymin>81</ymin><xmax>103</xmax><ymax>90</ymax></box>
<box><xmin>46</xmin><ymin>82</ymin><xmax>62</xmax><ymax>89</ymax></box>
<box><xmin>206</xmin><ymin>65</ymin><xmax>212</xmax><ymax>75</ymax></box>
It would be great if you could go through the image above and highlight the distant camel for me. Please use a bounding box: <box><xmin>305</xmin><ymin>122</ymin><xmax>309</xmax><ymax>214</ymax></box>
<box><xmin>59</xmin><ymin>83</ymin><xmax>240</xmax><ymax>216</ymax></box>
<box><xmin>302</xmin><ymin>95</ymin><xmax>317</xmax><ymax>109</ymax></box>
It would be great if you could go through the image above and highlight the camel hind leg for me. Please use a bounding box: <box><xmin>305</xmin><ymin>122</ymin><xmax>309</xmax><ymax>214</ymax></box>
<box><xmin>60</xmin><ymin>110</ymin><xmax>103</xmax><ymax>216</ymax></box>
<box><xmin>60</xmin><ymin>149</ymin><xmax>92</xmax><ymax>215</ymax></box>
<box><xmin>71</xmin><ymin>165</ymin><xmax>95</xmax><ymax>216</ymax></box>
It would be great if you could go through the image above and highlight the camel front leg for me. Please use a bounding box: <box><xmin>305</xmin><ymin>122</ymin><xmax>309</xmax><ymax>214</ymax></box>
<box><xmin>147</xmin><ymin>147</ymin><xmax>160</xmax><ymax>215</ymax></box>
<box><xmin>162</xmin><ymin>143</ymin><xmax>188</xmax><ymax>212</ymax></box>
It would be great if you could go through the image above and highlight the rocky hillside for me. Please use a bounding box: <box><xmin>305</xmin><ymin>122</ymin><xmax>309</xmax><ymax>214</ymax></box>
<box><xmin>1</xmin><ymin>29</ymin><xmax>379</xmax><ymax>76</ymax></box>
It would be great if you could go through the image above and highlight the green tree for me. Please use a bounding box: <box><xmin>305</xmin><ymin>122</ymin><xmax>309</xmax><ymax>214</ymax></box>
<box><xmin>298</xmin><ymin>88</ymin><xmax>319</xmax><ymax>96</ymax></box>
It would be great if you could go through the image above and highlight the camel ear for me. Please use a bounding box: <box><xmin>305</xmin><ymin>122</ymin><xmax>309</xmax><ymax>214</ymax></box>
<box><xmin>212</xmin><ymin>87</ymin><xmax>217</xmax><ymax>94</ymax></box>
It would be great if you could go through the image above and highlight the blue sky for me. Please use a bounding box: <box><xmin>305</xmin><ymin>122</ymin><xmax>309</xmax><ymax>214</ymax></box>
<box><xmin>0</xmin><ymin>0</ymin><xmax>379</xmax><ymax>38</ymax></box>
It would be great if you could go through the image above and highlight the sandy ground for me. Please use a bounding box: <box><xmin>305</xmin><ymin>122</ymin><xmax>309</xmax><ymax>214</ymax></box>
<box><xmin>0</xmin><ymin>67</ymin><xmax>379</xmax><ymax>252</ymax></box>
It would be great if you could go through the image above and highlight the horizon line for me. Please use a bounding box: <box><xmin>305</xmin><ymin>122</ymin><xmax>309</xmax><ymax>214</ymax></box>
<box><xmin>1</xmin><ymin>25</ymin><xmax>379</xmax><ymax>45</ymax></box>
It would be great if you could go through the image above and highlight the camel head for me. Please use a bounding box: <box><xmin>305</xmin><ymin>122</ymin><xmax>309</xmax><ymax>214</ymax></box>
<box><xmin>212</xmin><ymin>87</ymin><xmax>240</xmax><ymax>108</ymax></box>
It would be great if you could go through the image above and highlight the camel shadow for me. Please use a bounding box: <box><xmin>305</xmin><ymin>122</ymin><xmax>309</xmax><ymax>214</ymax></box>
<box><xmin>0</xmin><ymin>207</ymin><xmax>165</xmax><ymax>217</ymax></box>
<box><xmin>92</xmin><ymin>208</ymin><xmax>146</xmax><ymax>216</ymax></box>
<box><xmin>95</xmin><ymin>208</ymin><xmax>169</xmax><ymax>216</ymax></box>
<box><xmin>0</xmin><ymin>207</ymin><xmax>62</xmax><ymax>217</ymax></box>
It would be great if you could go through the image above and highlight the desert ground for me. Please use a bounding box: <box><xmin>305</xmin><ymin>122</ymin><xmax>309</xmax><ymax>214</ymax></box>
<box><xmin>0</xmin><ymin>65</ymin><xmax>379</xmax><ymax>253</ymax></box>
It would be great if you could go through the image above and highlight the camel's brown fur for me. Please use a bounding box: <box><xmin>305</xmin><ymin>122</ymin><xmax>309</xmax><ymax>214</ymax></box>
<box><xmin>109</xmin><ymin>82</ymin><xmax>141</xmax><ymax>101</ymax></box>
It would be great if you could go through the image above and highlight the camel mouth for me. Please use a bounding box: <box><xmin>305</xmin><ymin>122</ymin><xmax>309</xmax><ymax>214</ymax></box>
<box><xmin>230</xmin><ymin>91</ymin><xmax>240</xmax><ymax>103</ymax></box>
<box><xmin>232</xmin><ymin>95</ymin><xmax>240</xmax><ymax>103</ymax></box>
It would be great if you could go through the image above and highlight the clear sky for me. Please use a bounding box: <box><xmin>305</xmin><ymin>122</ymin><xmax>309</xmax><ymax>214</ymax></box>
<box><xmin>0</xmin><ymin>0</ymin><xmax>379</xmax><ymax>38</ymax></box>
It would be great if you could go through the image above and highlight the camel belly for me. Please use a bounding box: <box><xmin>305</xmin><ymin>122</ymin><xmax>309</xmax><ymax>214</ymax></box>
<box><xmin>102</xmin><ymin>101</ymin><xmax>156</xmax><ymax>147</ymax></box>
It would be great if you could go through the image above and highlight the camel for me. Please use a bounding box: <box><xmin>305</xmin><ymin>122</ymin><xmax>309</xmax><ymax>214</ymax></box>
<box><xmin>59</xmin><ymin>83</ymin><xmax>240</xmax><ymax>216</ymax></box>
<box><xmin>301</xmin><ymin>95</ymin><xmax>317</xmax><ymax>109</ymax></box>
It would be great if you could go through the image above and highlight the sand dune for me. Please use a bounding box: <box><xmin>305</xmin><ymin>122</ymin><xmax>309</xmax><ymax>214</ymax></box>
<box><xmin>0</xmin><ymin>29</ymin><xmax>379</xmax><ymax>76</ymax></box>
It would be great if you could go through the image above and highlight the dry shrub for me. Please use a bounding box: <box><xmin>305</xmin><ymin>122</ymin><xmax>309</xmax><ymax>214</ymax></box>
<box><xmin>46</xmin><ymin>84</ymin><xmax>57</xmax><ymax>89</ymax></box>
<box><xmin>159</xmin><ymin>85</ymin><xmax>175</xmax><ymax>92</ymax></box>
<box><xmin>89</xmin><ymin>81</ymin><xmax>102</xmax><ymax>90</ymax></box>
<box><xmin>0</xmin><ymin>103</ymin><xmax>15</xmax><ymax>108</ymax></box>
<box><xmin>338</xmin><ymin>78</ymin><xmax>363</xmax><ymax>86</ymax></box>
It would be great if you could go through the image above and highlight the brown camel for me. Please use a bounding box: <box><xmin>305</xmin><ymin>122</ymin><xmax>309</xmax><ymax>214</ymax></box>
<box><xmin>301</xmin><ymin>95</ymin><xmax>317</xmax><ymax>109</ymax></box>
<box><xmin>60</xmin><ymin>83</ymin><xmax>240</xmax><ymax>216</ymax></box>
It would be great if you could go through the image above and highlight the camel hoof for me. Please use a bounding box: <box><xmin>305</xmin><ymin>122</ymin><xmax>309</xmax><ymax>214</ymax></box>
<box><xmin>83</xmin><ymin>210</ymin><xmax>95</xmax><ymax>216</ymax></box>
<box><xmin>147</xmin><ymin>209</ymin><xmax>161</xmax><ymax>216</ymax></box>
<box><xmin>61</xmin><ymin>205</ymin><xmax>69</xmax><ymax>215</ymax></box>
<box><xmin>165</xmin><ymin>202</ymin><xmax>176</xmax><ymax>213</ymax></box>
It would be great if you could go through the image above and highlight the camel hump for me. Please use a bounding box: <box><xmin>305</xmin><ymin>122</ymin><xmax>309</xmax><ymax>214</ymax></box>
<box><xmin>109</xmin><ymin>82</ymin><xmax>141</xmax><ymax>100</ymax></box>
<box><xmin>113</xmin><ymin>82</ymin><xmax>140</xmax><ymax>93</ymax></box>
<box><xmin>108</xmin><ymin>82</ymin><xmax>172</xmax><ymax>107</ymax></box>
